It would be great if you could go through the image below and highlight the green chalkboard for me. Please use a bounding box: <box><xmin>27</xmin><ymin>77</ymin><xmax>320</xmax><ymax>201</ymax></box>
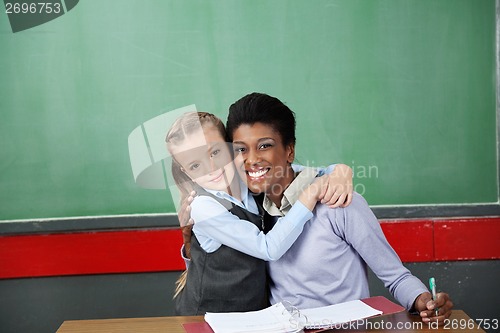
<box><xmin>0</xmin><ymin>0</ymin><xmax>497</xmax><ymax>221</ymax></box>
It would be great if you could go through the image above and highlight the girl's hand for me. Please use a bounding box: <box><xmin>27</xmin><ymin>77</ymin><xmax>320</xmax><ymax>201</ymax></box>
<box><xmin>178</xmin><ymin>191</ymin><xmax>196</xmax><ymax>259</ymax></box>
<box><xmin>320</xmin><ymin>164</ymin><xmax>353</xmax><ymax>208</ymax></box>
<box><xmin>299</xmin><ymin>177</ymin><xmax>329</xmax><ymax>212</ymax></box>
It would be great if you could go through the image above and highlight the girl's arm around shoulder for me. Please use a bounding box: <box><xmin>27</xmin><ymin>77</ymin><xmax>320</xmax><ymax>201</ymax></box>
<box><xmin>191</xmin><ymin>195</ymin><xmax>313</xmax><ymax>261</ymax></box>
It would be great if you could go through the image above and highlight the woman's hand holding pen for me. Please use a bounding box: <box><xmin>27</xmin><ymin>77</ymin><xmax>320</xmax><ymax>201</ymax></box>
<box><xmin>414</xmin><ymin>291</ymin><xmax>454</xmax><ymax>325</ymax></box>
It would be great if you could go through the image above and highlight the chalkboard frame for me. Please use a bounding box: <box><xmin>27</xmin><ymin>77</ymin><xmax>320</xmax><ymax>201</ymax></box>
<box><xmin>0</xmin><ymin>200</ymin><xmax>499</xmax><ymax>235</ymax></box>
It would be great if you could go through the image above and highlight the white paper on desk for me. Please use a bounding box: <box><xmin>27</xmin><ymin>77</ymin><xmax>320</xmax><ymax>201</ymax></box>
<box><xmin>300</xmin><ymin>299</ymin><xmax>383</xmax><ymax>329</ymax></box>
<box><xmin>205</xmin><ymin>302</ymin><xmax>303</xmax><ymax>333</ymax></box>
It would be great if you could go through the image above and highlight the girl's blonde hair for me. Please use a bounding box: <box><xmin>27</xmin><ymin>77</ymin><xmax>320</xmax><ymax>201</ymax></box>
<box><xmin>166</xmin><ymin>112</ymin><xmax>226</xmax><ymax>299</ymax></box>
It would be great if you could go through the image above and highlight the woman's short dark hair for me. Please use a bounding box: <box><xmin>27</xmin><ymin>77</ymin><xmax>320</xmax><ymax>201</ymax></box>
<box><xmin>226</xmin><ymin>92</ymin><xmax>296</xmax><ymax>146</ymax></box>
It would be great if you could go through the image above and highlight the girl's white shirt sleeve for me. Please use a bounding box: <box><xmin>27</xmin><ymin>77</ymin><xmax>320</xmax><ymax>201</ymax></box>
<box><xmin>191</xmin><ymin>195</ymin><xmax>313</xmax><ymax>261</ymax></box>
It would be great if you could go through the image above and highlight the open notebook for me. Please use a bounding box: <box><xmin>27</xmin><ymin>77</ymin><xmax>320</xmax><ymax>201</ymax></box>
<box><xmin>205</xmin><ymin>302</ymin><xmax>304</xmax><ymax>333</ymax></box>
<box><xmin>182</xmin><ymin>296</ymin><xmax>405</xmax><ymax>333</ymax></box>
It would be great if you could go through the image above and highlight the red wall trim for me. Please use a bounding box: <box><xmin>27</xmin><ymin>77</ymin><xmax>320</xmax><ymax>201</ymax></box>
<box><xmin>0</xmin><ymin>229</ymin><xmax>185</xmax><ymax>279</ymax></box>
<box><xmin>0</xmin><ymin>217</ymin><xmax>499</xmax><ymax>279</ymax></box>
<box><xmin>434</xmin><ymin>218</ymin><xmax>500</xmax><ymax>261</ymax></box>
<box><xmin>379</xmin><ymin>220</ymin><xmax>434</xmax><ymax>262</ymax></box>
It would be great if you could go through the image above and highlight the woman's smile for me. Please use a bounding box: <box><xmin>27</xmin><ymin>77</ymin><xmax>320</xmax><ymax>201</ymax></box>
<box><xmin>246</xmin><ymin>168</ymin><xmax>270</xmax><ymax>180</ymax></box>
<box><xmin>232</xmin><ymin>122</ymin><xmax>295</xmax><ymax>204</ymax></box>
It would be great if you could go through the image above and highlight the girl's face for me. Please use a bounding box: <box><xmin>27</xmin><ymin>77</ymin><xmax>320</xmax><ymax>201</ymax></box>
<box><xmin>232</xmin><ymin>122</ymin><xmax>295</xmax><ymax>200</ymax></box>
<box><xmin>170</xmin><ymin>126</ymin><xmax>236</xmax><ymax>192</ymax></box>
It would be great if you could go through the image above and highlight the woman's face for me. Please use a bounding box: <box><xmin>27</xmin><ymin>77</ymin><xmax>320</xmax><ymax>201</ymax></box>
<box><xmin>170</xmin><ymin>126</ymin><xmax>236</xmax><ymax>192</ymax></box>
<box><xmin>232</xmin><ymin>122</ymin><xmax>295</xmax><ymax>200</ymax></box>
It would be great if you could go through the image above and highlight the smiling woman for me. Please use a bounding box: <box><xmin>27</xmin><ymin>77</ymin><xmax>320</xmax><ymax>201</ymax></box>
<box><xmin>227</xmin><ymin>95</ymin><xmax>301</xmax><ymax>206</ymax></box>
<box><xmin>225</xmin><ymin>92</ymin><xmax>454</xmax><ymax>324</ymax></box>
<box><xmin>232</xmin><ymin>123</ymin><xmax>296</xmax><ymax>205</ymax></box>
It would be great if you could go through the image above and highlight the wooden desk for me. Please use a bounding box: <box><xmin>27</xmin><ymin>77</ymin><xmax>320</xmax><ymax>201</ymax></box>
<box><xmin>56</xmin><ymin>310</ymin><xmax>486</xmax><ymax>333</ymax></box>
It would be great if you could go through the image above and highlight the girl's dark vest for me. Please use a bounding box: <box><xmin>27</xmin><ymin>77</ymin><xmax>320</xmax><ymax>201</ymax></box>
<box><xmin>174</xmin><ymin>189</ymin><xmax>271</xmax><ymax>315</ymax></box>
